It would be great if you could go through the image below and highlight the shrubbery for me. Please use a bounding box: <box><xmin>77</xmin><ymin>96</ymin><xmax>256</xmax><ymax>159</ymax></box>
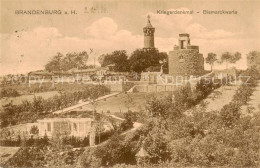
<box><xmin>0</xmin><ymin>88</ymin><xmax>20</xmax><ymax>98</ymax></box>
<box><xmin>1</xmin><ymin>82</ymin><xmax>100</xmax><ymax>94</ymax></box>
<box><xmin>173</xmin><ymin>78</ymin><xmax>221</xmax><ymax>112</ymax></box>
<box><xmin>5</xmin><ymin>133</ymin><xmax>84</xmax><ymax>168</ymax></box>
<box><xmin>79</xmin><ymin>67</ymin><xmax>260</xmax><ymax>167</ymax></box>
<box><xmin>0</xmin><ymin>85</ymin><xmax>110</xmax><ymax>128</ymax></box>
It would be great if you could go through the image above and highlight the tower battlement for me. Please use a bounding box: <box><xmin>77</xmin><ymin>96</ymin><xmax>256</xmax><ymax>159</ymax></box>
<box><xmin>175</xmin><ymin>33</ymin><xmax>200</xmax><ymax>51</ymax></box>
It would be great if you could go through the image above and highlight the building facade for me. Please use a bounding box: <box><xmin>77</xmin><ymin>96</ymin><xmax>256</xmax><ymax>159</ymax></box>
<box><xmin>37</xmin><ymin>118</ymin><xmax>94</xmax><ymax>138</ymax></box>
<box><xmin>168</xmin><ymin>34</ymin><xmax>204</xmax><ymax>77</ymax></box>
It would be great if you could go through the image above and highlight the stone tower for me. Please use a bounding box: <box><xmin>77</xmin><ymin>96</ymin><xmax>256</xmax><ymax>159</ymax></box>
<box><xmin>143</xmin><ymin>15</ymin><xmax>155</xmax><ymax>51</ymax></box>
<box><xmin>168</xmin><ymin>33</ymin><xmax>204</xmax><ymax>77</ymax></box>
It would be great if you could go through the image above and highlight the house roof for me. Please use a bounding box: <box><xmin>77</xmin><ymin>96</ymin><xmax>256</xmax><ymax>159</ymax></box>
<box><xmin>52</xmin><ymin>71</ymin><xmax>72</xmax><ymax>75</ymax></box>
<box><xmin>37</xmin><ymin>118</ymin><xmax>93</xmax><ymax>122</ymax></box>
<box><xmin>68</xmin><ymin>67</ymin><xmax>110</xmax><ymax>73</ymax></box>
<box><xmin>28</xmin><ymin>71</ymin><xmax>53</xmax><ymax>75</ymax></box>
<box><xmin>68</xmin><ymin>68</ymin><xmax>99</xmax><ymax>73</ymax></box>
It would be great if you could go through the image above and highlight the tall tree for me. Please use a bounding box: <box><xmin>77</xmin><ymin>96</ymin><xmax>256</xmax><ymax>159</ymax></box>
<box><xmin>98</xmin><ymin>54</ymin><xmax>106</xmax><ymax>66</ymax></box>
<box><xmin>247</xmin><ymin>50</ymin><xmax>260</xmax><ymax>71</ymax></box>
<box><xmin>101</xmin><ymin>50</ymin><xmax>129</xmax><ymax>72</ymax></box>
<box><xmin>45</xmin><ymin>52</ymin><xmax>64</xmax><ymax>71</ymax></box>
<box><xmin>220</xmin><ymin>52</ymin><xmax>241</xmax><ymax>69</ymax></box>
<box><xmin>128</xmin><ymin>49</ymin><xmax>168</xmax><ymax>73</ymax></box>
<box><xmin>45</xmin><ymin>51</ymin><xmax>89</xmax><ymax>71</ymax></box>
<box><xmin>205</xmin><ymin>53</ymin><xmax>217</xmax><ymax>71</ymax></box>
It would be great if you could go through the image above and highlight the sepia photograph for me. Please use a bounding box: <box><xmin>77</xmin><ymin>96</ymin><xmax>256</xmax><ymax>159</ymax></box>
<box><xmin>0</xmin><ymin>0</ymin><xmax>260</xmax><ymax>167</ymax></box>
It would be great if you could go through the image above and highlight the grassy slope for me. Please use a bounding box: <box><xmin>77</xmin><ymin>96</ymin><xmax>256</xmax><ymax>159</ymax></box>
<box><xmin>73</xmin><ymin>92</ymin><xmax>172</xmax><ymax>113</ymax></box>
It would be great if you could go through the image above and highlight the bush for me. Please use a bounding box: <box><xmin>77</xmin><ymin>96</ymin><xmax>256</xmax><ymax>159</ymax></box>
<box><xmin>0</xmin><ymin>88</ymin><xmax>20</xmax><ymax>98</ymax></box>
<box><xmin>219</xmin><ymin>103</ymin><xmax>241</xmax><ymax>128</ymax></box>
<box><xmin>119</xmin><ymin>111</ymin><xmax>137</xmax><ymax>132</ymax></box>
<box><xmin>0</xmin><ymin>85</ymin><xmax>110</xmax><ymax>128</ymax></box>
<box><xmin>173</xmin><ymin>83</ymin><xmax>195</xmax><ymax>110</ymax></box>
<box><xmin>233</xmin><ymin>85</ymin><xmax>253</xmax><ymax>106</ymax></box>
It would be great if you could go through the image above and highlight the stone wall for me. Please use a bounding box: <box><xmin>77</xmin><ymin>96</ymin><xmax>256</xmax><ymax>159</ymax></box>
<box><xmin>168</xmin><ymin>49</ymin><xmax>204</xmax><ymax>77</ymax></box>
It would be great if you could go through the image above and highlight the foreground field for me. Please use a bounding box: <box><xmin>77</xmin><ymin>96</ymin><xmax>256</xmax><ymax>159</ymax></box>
<box><xmin>0</xmin><ymin>91</ymin><xmax>59</xmax><ymax>109</ymax></box>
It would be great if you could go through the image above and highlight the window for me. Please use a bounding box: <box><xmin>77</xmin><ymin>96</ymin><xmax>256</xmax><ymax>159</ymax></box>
<box><xmin>179</xmin><ymin>55</ymin><xmax>184</xmax><ymax>63</ymax></box>
<box><xmin>47</xmin><ymin>123</ymin><xmax>51</xmax><ymax>132</ymax></box>
<box><xmin>179</xmin><ymin>55</ymin><xmax>184</xmax><ymax>59</ymax></box>
<box><xmin>73</xmin><ymin>123</ymin><xmax>77</xmax><ymax>132</ymax></box>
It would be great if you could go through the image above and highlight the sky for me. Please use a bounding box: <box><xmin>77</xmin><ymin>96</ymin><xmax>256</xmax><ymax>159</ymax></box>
<box><xmin>1</xmin><ymin>0</ymin><xmax>260</xmax><ymax>75</ymax></box>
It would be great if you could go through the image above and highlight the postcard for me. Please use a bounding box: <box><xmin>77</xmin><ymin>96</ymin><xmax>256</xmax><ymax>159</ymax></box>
<box><xmin>1</xmin><ymin>0</ymin><xmax>260</xmax><ymax>167</ymax></box>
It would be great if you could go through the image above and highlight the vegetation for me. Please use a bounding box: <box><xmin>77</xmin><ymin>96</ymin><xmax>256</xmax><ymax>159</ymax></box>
<box><xmin>3</xmin><ymin>110</ymin><xmax>136</xmax><ymax>167</ymax></box>
<box><xmin>220</xmin><ymin>52</ymin><xmax>241</xmax><ymax>69</ymax></box>
<box><xmin>1</xmin><ymin>82</ymin><xmax>98</xmax><ymax>95</ymax></box>
<box><xmin>79</xmin><ymin>67</ymin><xmax>260</xmax><ymax>167</ymax></box>
<box><xmin>4</xmin><ymin>134</ymin><xmax>85</xmax><ymax>168</ymax></box>
<box><xmin>0</xmin><ymin>85</ymin><xmax>110</xmax><ymax>128</ymax></box>
<box><xmin>128</xmin><ymin>49</ymin><xmax>168</xmax><ymax>73</ymax></box>
<box><xmin>98</xmin><ymin>49</ymin><xmax>168</xmax><ymax>73</ymax></box>
<box><xmin>45</xmin><ymin>51</ymin><xmax>89</xmax><ymax>71</ymax></box>
<box><xmin>247</xmin><ymin>50</ymin><xmax>260</xmax><ymax>66</ymax></box>
<box><xmin>3</xmin><ymin>59</ymin><xmax>260</xmax><ymax>167</ymax></box>
<box><xmin>99</xmin><ymin>50</ymin><xmax>129</xmax><ymax>72</ymax></box>
<box><xmin>205</xmin><ymin>52</ymin><xmax>217</xmax><ymax>71</ymax></box>
<box><xmin>0</xmin><ymin>88</ymin><xmax>20</xmax><ymax>98</ymax></box>
<box><xmin>172</xmin><ymin>78</ymin><xmax>221</xmax><ymax>112</ymax></box>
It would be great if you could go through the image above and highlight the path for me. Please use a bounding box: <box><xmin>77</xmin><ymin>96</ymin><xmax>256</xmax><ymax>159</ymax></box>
<box><xmin>204</xmin><ymin>85</ymin><xmax>240</xmax><ymax>112</ymax></box>
<box><xmin>0</xmin><ymin>146</ymin><xmax>20</xmax><ymax>166</ymax></box>
<box><xmin>185</xmin><ymin>84</ymin><xmax>240</xmax><ymax>115</ymax></box>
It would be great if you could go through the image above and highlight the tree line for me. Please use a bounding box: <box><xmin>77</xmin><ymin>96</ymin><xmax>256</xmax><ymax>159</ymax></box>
<box><xmin>205</xmin><ymin>50</ymin><xmax>260</xmax><ymax>71</ymax></box>
<box><xmin>44</xmin><ymin>50</ymin><xmax>259</xmax><ymax>74</ymax></box>
<box><xmin>46</xmin><ymin>50</ymin><xmax>168</xmax><ymax>73</ymax></box>
<box><xmin>99</xmin><ymin>50</ymin><xmax>168</xmax><ymax>73</ymax></box>
<box><xmin>205</xmin><ymin>51</ymin><xmax>242</xmax><ymax>71</ymax></box>
<box><xmin>45</xmin><ymin>51</ymin><xmax>89</xmax><ymax>71</ymax></box>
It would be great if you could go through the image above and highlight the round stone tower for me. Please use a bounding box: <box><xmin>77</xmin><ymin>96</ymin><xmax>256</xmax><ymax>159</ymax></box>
<box><xmin>143</xmin><ymin>15</ymin><xmax>155</xmax><ymax>51</ymax></box>
<box><xmin>168</xmin><ymin>34</ymin><xmax>204</xmax><ymax>77</ymax></box>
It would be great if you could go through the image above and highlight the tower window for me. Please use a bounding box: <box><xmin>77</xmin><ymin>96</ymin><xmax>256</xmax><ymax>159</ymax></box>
<box><xmin>179</xmin><ymin>55</ymin><xmax>184</xmax><ymax>63</ymax></box>
<box><xmin>179</xmin><ymin>55</ymin><xmax>184</xmax><ymax>59</ymax></box>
